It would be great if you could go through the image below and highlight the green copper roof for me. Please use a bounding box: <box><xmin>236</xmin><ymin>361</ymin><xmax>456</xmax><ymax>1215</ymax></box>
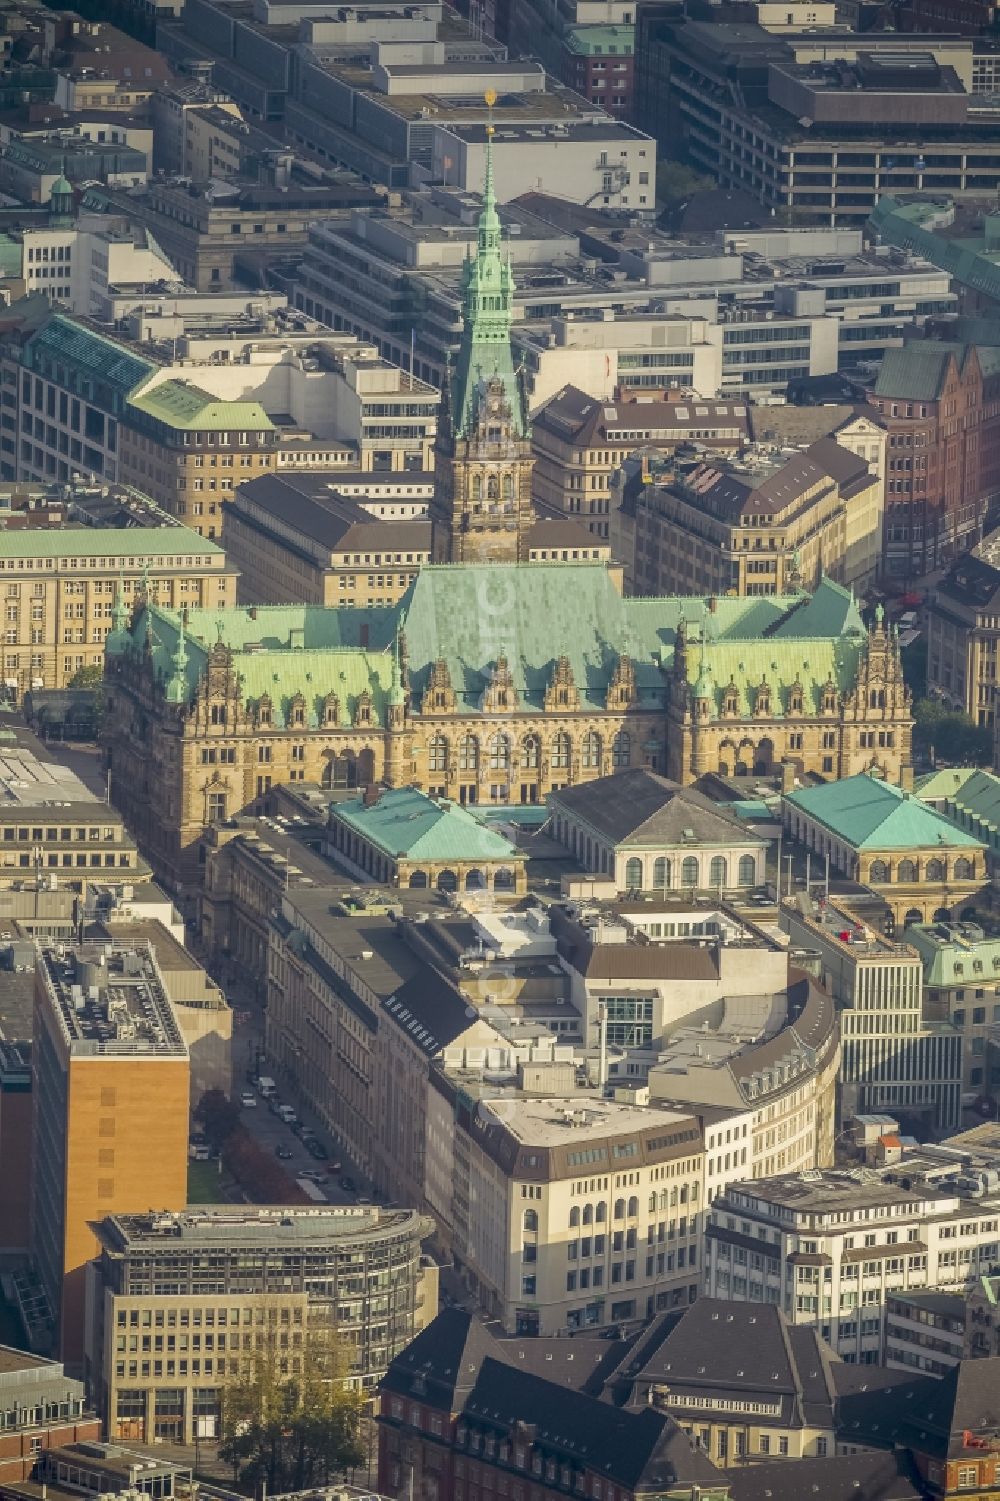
<box><xmin>869</xmin><ymin>196</ymin><xmax>1000</xmax><ymax>306</ymax></box>
<box><xmin>784</xmin><ymin>773</ymin><xmax>984</xmax><ymax>851</ymax></box>
<box><xmin>331</xmin><ymin>786</ymin><xmax>521</xmax><ymax>862</ymax></box>
<box><xmin>113</xmin><ymin>603</ymin><xmax>397</xmax><ymax>726</ymax></box>
<box><xmin>915</xmin><ymin>767</ymin><xmax>1000</xmax><ymax>848</ymax></box>
<box><xmin>564</xmin><ymin>24</ymin><xmax>634</xmax><ymax>53</ymax></box>
<box><xmin>110</xmin><ymin>568</ymin><xmax>876</xmax><ymax>720</ymax></box>
<box><xmin>128</xmin><ymin>379</ymin><xmax>275</xmax><ymax>432</ymax></box>
<box><xmin>0</xmin><ymin>526</ymin><xmax>222</xmax><ymax>558</ymax></box>
<box><xmin>22</xmin><ymin>313</ymin><xmax>155</xmax><ymax>396</ymax></box>
<box><xmin>450</xmin><ymin>124</ymin><xmax>527</xmax><ymax>440</ymax></box>
<box><xmin>906</xmin><ymin>922</ymin><xmax>1000</xmax><ymax>987</ymax></box>
<box><xmin>399</xmin><ymin>566</ymin><xmax>866</xmax><ymax>712</ymax></box>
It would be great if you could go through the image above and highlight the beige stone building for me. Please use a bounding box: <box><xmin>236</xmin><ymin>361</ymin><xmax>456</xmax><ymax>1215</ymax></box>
<box><xmin>617</xmin><ymin>426</ymin><xmax>885</xmax><ymax>599</ymax></box>
<box><xmin>784</xmin><ymin>773</ymin><xmax>989</xmax><ymax>928</ymax></box>
<box><xmin>119</xmin><ymin>382</ymin><xmax>279</xmax><ymax>539</ymax></box>
<box><xmin>224</xmin><ymin>476</ymin><xmax>429</xmax><ymax>607</ymax></box>
<box><xmin>533</xmin><ymin>387</ymin><xmax>750</xmax><ymax>540</ymax></box>
<box><xmin>0</xmin><ymin>520</ymin><xmax>235</xmax><ymax>698</ymax></box>
<box><xmin>927</xmin><ymin>536</ymin><xmax>1000</xmax><ymax>728</ymax></box>
<box><xmin>427</xmin><ymin>1089</ymin><xmax>705</xmax><ymax>1335</ymax></box>
<box><xmin>101</xmin><ymin>569</ymin><xmax>913</xmax><ymax>903</ymax></box>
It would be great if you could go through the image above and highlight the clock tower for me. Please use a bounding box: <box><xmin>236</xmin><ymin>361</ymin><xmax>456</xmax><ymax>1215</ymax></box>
<box><xmin>430</xmin><ymin>94</ymin><xmax>535</xmax><ymax>564</ymax></box>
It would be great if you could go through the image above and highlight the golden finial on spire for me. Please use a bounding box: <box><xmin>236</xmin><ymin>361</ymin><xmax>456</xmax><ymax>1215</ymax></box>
<box><xmin>484</xmin><ymin>87</ymin><xmax>496</xmax><ymax>136</ymax></box>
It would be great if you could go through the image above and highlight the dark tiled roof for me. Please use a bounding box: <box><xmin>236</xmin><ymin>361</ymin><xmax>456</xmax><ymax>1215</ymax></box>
<box><xmin>548</xmin><ymin>768</ymin><xmax>759</xmax><ymax>848</ymax></box>
<box><xmin>726</xmin><ymin>1450</ymin><xmax>923</xmax><ymax>1501</ymax></box>
<box><xmin>604</xmin><ymin>1301</ymin><xmax>838</xmax><ymax>1432</ymax></box>
<box><xmin>465</xmin><ymin>1356</ymin><xmax>723</xmax><ymax>1492</ymax></box>
<box><xmin>933</xmin><ymin>550</ymin><xmax>1000</xmax><ymax>615</ymax></box>
<box><xmin>229</xmin><ymin>476</ymin><xmax>431</xmax><ymax>555</ymax></box>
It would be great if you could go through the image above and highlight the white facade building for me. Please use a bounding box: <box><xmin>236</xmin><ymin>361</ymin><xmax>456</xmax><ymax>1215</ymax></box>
<box><xmin>704</xmin><ymin>1170</ymin><xmax>1000</xmax><ymax>1363</ymax></box>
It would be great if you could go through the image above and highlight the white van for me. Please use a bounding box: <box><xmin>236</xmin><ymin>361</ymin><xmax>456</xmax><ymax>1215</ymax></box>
<box><xmin>256</xmin><ymin>1075</ymin><xmax>277</xmax><ymax>1098</ymax></box>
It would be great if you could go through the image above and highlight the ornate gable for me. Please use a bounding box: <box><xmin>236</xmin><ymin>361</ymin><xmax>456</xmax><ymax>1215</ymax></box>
<box><xmin>480</xmin><ymin>654</ymin><xmax>519</xmax><ymax>713</ymax></box>
<box><xmin>606</xmin><ymin>653</ymin><xmax>637</xmax><ymax>712</ymax></box>
<box><xmin>423</xmin><ymin>659</ymin><xmax>457</xmax><ymax>715</ymax></box>
<box><xmin>544</xmin><ymin>655</ymin><xmax>580</xmax><ymax>713</ymax></box>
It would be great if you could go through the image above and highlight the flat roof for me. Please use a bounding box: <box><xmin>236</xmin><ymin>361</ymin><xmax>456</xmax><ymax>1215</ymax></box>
<box><xmin>0</xmin><ymin>743</ymin><xmax>98</xmax><ymax>808</ymax></box>
<box><xmin>100</xmin><ymin>1205</ymin><xmax>428</xmax><ymax>1247</ymax></box>
<box><xmin>0</xmin><ymin>525</ymin><xmax>223</xmax><ymax>558</ymax></box>
<box><xmin>38</xmin><ymin>944</ymin><xmax>188</xmax><ymax>1057</ymax></box>
<box><xmin>478</xmin><ymin>1094</ymin><xmax>695</xmax><ymax>1146</ymax></box>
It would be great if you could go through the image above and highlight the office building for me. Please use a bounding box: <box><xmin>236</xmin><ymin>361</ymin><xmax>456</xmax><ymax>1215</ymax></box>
<box><xmin>782</xmin><ymin>896</ymin><xmax>962</xmax><ymax>1132</ymax></box>
<box><xmin>31</xmin><ymin>942</ymin><xmax>189</xmax><ymax>1367</ymax></box>
<box><xmin>617</xmin><ymin>431</ymin><xmax>885</xmax><ymax>598</ymax></box>
<box><xmin>429</xmin><ymin>1091</ymin><xmax>705</xmax><ymax>1335</ymax></box>
<box><xmin>606</xmin><ymin>1298</ymin><xmax>841</xmax><ymax>1464</ymax></box>
<box><xmin>378</xmin><ymin>1309</ymin><xmax>731</xmax><ymax>1501</ymax></box>
<box><xmin>635</xmin><ymin>17</ymin><xmax>1000</xmax><ymax>227</ymax></box>
<box><xmin>86</xmin><ymin>1205</ymin><xmax>436</xmax><ymax>1438</ymax></box>
<box><xmin>0</xmin><ymin>727</ymin><xmax>146</xmax><ymax>884</ymax></box>
<box><xmin>532</xmin><ymin>390</ymin><xmax>750</xmax><ymax>540</ymax></box>
<box><xmin>927</xmin><ymin>534</ymin><xmax>1000</xmax><ymax>726</ymax></box>
<box><xmin>703</xmin><ymin>1169</ymin><xmax>1000</xmax><ymax>1362</ymax></box>
<box><xmin>81</xmin><ymin>175</ymin><xmax>383</xmax><ymax>293</ymax></box>
<box><xmin>884</xmin><ymin>1290</ymin><xmax>966</xmax><ymax>1375</ymax></box>
<box><xmin>294</xmin><ymin>208</ymin><xmax>951</xmax><ymax>401</ymax></box>
<box><xmin>0</xmin><ymin>501</ymin><xmax>234</xmax><ymax>698</ymax></box>
<box><xmin>222</xmin><ymin>473</ymin><xmax>606</xmax><ymax>608</ymax></box>
<box><xmin>908</xmin><ymin>920</ymin><xmax>1000</xmax><ymax>1105</ymax></box>
<box><xmin>7</xmin><ymin>304</ymin><xmax>442</xmax><ymax>538</ymax></box>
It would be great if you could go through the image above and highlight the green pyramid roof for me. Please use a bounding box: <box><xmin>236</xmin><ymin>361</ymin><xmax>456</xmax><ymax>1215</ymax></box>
<box><xmin>331</xmin><ymin>787</ymin><xmax>521</xmax><ymax>862</ymax></box>
<box><xmin>784</xmin><ymin>773</ymin><xmax>984</xmax><ymax>851</ymax></box>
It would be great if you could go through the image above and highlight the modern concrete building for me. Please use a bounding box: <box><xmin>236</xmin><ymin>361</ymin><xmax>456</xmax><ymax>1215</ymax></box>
<box><xmin>782</xmin><ymin>895</ymin><xmax>962</xmax><ymax>1133</ymax></box>
<box><xmin>0</xmin><ymin>1348</ymin><xmax>98</xmax><ymax>1483</ymax></box>
<box><xmin>30</xmin><ymin>943</ymin><xmax>189</xmax><ymax>1368</ymax></box>
<box><xmin>636</xmin><ymin>18</ymin><xmax>1000</xmax><ymax>227</ymax></box>
<box><xmin>85</xmin><ymin>1205</ymin><xmax>437</xmax><ymax>1438</ymax></box>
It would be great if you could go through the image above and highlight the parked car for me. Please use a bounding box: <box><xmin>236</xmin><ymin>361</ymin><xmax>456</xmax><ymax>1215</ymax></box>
<box><xmin>275</xmin><ymin>1145</ymin><xmax>293</xmax><ymax>1160</ymax></box>
<box><xmin>300</xmin><ymin>1170</ymin><xmax>325</xmax><ymax>1185</ymax></box>
<box><xmin>307</xmin><ymin>1140</ymin><xmax>329</xmax><ymax>1160</ymax></box>
<box><xmin>240</xmin><ymin>1091</ymin><xmax>257</xmax><ymax>1109</ymax></box>
<box><xmin>339</xmin><ymin>1174</ymin><xmax>356</xmax><ymax>1192</ymax></box>
<box><xmin>268</xmin><ymin>1097</ymin><xmax>283</xmax><ymax>1116</ymax></box>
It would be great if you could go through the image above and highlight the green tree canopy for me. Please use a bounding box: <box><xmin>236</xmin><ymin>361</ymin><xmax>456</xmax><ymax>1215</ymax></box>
<box><xmin>219</xmin><ymin>1313</ymin><xmax>365</xmax><ymax>1494</ymax></box>
<box><xmin>913</xmin><ymin>697</ymin><xmax>993</xmax><ymax>766</ymax></box>
<box><xmin>67</xmin><ymin>664</ymin><xmax>104</xmax><ymax>690</ymax></box>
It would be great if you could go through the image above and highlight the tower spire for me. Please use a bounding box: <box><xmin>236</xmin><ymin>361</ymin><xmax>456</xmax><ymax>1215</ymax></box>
<box><xmin>447</xmin><ymin>88</ymin><xmax>525</xmax><ymax>441</ymax></box>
